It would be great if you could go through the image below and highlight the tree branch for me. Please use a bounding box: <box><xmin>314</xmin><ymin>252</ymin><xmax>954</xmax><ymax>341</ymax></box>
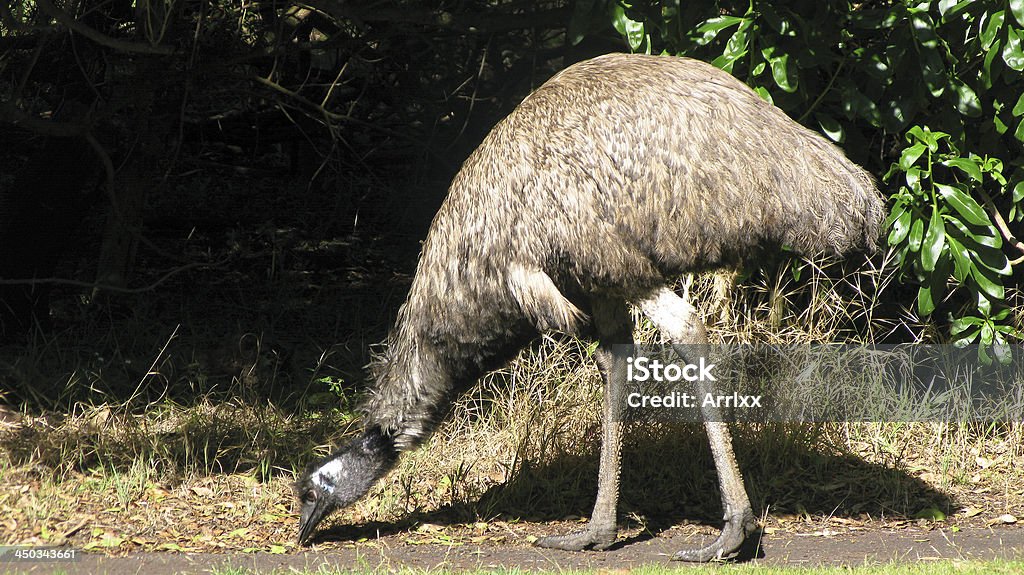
<box><xmin>978</xmin><ymin>188</ymin><xmax>1024</xmax><ymax>265</ymax></box>
<box><xmin>35</xmin><ymin>0</ymin><xmax>175</xmax><ymax>55</ymax></box>
<box><xmin>0</xmin><ymin>258</ymin><xmax>230</xmax><ymax>294</ymax></box>
<box><xmin>0</xmin><ymin>99</ymin><xmax>86</xmax><ymax>137</ymax></box>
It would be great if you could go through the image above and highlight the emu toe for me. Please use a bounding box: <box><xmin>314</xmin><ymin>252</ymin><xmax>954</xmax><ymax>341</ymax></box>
<box><xmin>672</xmin><ymin>508</ymin><xmax>759</xmax><ymax>562</ymax></box>
<box><xmin>534</xmin><ymin>526</ymin><xmax>617</xmax><ymax>551</ymax></box>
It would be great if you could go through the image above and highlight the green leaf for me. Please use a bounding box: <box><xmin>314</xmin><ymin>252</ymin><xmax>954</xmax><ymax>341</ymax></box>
<box><xmin>816</xmin><ymin>113</ymin><xmax>844</xmax><ymax>142</ymax></box>
<box><xmin>946</xmin><ymin>216</ymin><xmax>1002</xmax><ymax>248</ymax></box>
<box><xmin>900</xmin><ymin>143</ymin><xmax>927</xmax><ymax>170</ymax></box>
<box><xmin>1013</xmin><ymin>181</ymin><xmax>1024</xmax><ymax>203</ymax></box>
<box><xmin>982</xmin><ymin>156</ymin><xmax>1005</xmax><ymax>179</ymax></box>
<box><xmin>995</xmin><ymin>114</ymin><xmax>1010</xmax><ymax>134</ymax></box>
<box><xmin>761</xmin><ymin>4</ymin><xmax>794</xmax><ymax>35</ymax></box>
<box><xmin>767</xmin><ymin>51</ymin><xmax>798</xmax><ymax>92</ymax></box>
<box><xmin>914</xmin><ymin>506</ymin><xmax>947</xmax><ymax>521</ymax></box>
<box><xmin>726</xmin><ymin>19</ymin><xmax>752</xmax><ymax>52</ymax></box>
<box><xmin>951</xmin><ymin>81</ymin><xmax>983</xmax><ymax>117</ymax></box>
<box><xmin>1015</xmin><ymin>118</ymin><xmax>1024</xmax><ymax>142</ymax></box>
<box><xmin>952</xmin><ymin>325</ymin><xmax>981</xmax><ymax>347</ymax></box>
<box><xmin>1004</xmin><ymin>26</ymin><xmax>1024</xmax><ymax>71</ymax></box>
<box><xmin>982</xmin><ymin>39</ymin><xmax>1002</xmax><ymax>89</ymax></box>
<box><xmin>692</xmin><ymin>15</ymin><xmax>745</xmax><ymax>46</ymax></box>
<box><xmin>980</xmin><ymin>322</ymin><xmax>995</xmax><ymax>346</ymax></box>
<box><xmin>842</xmin><ymin>84</ymin><xmax>880</xmax><ymax>124</ymax></box>
<box><xmin>992</xmin><ymin>337</ymin><xmax>1013</xmax><ymax>364</ymax></box>
<box><xmin>906</xmin><ymin>125</ymin><xmax>949</xmax><ymax>151</ymax></box>
<box><xmin>888</xmin><ymin>205</ymin><xmax>913</xmax><ymax>245</ymax></box>
<box><xmin>850</xmin><ymin>8</ymin><xmax>900</xmax><ymax>29</ymax></box>
<box><xmin>921</xmin><ymin>205</ymin><xmax>946</xmax><ymax>272</ymax></box>
<box><xmin>1012</xmin><ymin>0</ymin><xmax>1024</xmax><ymax>26</ymax></box>
<box><xmin>610</xmin><ymin>3</ymin><xmax>628</xmax><ymax>36</ymax></box>
<box><xmin>886</xmin><ymin>198</ymin><xmax>909</xmax><ymax>226</ymax></box>
<box><xmin>945</xmin><ymin>235</ymin><xmax>971</xmax><ymax>281</ymax></box>
<box><xmin>1013</xmin><ymin>93</ymin><xmax>1024</xmax><ymax>116</ymax></box>
<box><xmin>975</xmin><ymin>243</ymin><xmax>1012</xmax><ymax>275</ymax></box>
<box><xmin>980</xmin><ymin>11</ymin><xmax>1005</xmax><ymax>51</ymax></box>
<box><xmin>909</xmin><ymin>216</ymin><xmax>925</xmax><ymax>251</ymax></box>
<box><xmin>918</xmin><ymin>283</ymin><xmax>936</xmax><ymax>315</ymax></box>
<box><xmin>906</xmin><ymin>167</ymin><xmax>922</xmax><ymax>190</ymax></box>
<box><xmin>939</xmin><ymin>0</ymin><xmax>972</xmax><ymax>21</ymax></box>
<box><xmin>753</xmin><ymin>86</ymin><xmax>773</xmax><ymax>104</ymax></box>
<box><xmin>937</xmin><ymin>184</ymin><xmax>990</xmax><ymax>226</ymax></box>
<box><xmin>910</xmin><ymin>12</ymin><xmax>939</xmax><ymax>48</ymax></box>
<box><xmin>951</xmin><ymin>314</ymin><xmax>984</xmax><ymax>346</ymax></box>
<box><xmin>941</xmin><ymin>158</ymin><xmax>984</xmax><ymax>182</ymax></box>
<box><xmin>625</xmin><ymin>18</ymin><xmax>646</xmax><ymax>51</ymax></box>
<box><xmin>920</xmin><ymin>49</ymin><xmax>947</xmax><ymax>97</ymax></box>
<box><xmin>970</xmin><ymin>265</ymin><xmax>1005</xmax><ymax>299</ymax></box>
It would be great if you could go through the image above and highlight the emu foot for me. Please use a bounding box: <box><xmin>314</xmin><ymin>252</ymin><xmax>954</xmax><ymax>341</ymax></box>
<box><xmin>672</xmin><ymin>508</ymin><xmax>759</xmax><ymax>562</ymax></box>
<box><xmin>534</xmin><ymin>525</ymin><xmax>617</xmax><ymax>551</ymax></box>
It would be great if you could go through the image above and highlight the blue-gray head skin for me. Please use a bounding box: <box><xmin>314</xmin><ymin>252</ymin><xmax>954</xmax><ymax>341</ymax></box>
<box><xmin>296</xmin><ymin>427</ymin><xmax>398</xmax><ymax>545</ymax></box>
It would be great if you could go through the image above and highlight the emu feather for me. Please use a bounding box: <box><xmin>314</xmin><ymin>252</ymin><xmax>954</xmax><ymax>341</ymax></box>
<box><xmin>296</xmin><ymin>53</ymin><xmax>884</xmax><ymax>561</ymax></box>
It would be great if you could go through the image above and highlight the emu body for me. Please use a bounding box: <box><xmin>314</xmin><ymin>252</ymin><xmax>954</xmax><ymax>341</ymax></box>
<box><xmin>297</xmin><ymin>53</ymin><xmax>884</xmax><ymax>561</ymax></box>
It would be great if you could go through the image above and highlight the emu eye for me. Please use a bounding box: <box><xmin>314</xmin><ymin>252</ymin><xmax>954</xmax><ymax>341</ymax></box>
<box><xmin>304</xmin><ymin>489</ymin><xmax>317</xmax><ymax>503</ymax></box>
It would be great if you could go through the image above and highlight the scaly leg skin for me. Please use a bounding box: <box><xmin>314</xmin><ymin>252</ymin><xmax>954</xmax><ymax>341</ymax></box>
<box><xmin>672</xmin><ymin>420</ymin><xmax>759</xmax><ymax>561</ymax></box>
<box><xmin>639</xmin><ymin>287</ymin><xmax>758</xmax><ymax>562</ymax></box>
<box><xmin>535</xmin><ymin>297</ymin><xmax>632</xmax><ymax>552</ymax></box>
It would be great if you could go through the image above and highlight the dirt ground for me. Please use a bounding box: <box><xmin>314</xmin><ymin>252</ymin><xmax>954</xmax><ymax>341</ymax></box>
<box><xmin>4</xmin><ymin>522</ymin><xmax>1023</xmax><ymax>574</ymax></box>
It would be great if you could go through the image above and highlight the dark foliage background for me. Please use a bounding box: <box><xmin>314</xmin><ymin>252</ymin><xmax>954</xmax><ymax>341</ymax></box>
<box><xmin>1</xmin><ymin>0</ymin><xmax>1023</xmax><ymax>407</ymax></box>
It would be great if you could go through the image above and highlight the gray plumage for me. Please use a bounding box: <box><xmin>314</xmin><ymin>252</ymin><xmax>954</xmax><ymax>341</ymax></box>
<box><xmin>297</xmin><ymin>53</ymin><xmax>884</xmax><ymax>559</ymax></box>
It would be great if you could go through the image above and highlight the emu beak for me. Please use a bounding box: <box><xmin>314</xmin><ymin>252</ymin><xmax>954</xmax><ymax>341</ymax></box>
<box><xmin>298</xmin><ymin>496</ymin><xmax>329</xmax><ymax>546</ymax></box>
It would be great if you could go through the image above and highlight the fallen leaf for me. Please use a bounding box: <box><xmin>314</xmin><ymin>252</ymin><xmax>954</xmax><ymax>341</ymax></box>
<box><xmin>988</xmin><ymin>514</ymin><xmax>1017</xmax><ymax>525</ymax></box>
<box><xmin>960</xmin><ymin>507</ymin><xmax>984</xmax><ymax>518</ymax></box>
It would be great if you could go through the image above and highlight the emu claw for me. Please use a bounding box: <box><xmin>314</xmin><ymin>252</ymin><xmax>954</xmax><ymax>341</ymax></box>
<box><xmin>534</xmin><ymin>528</ymin><xmax>616</xmax><ymax>551</ymax></box>
<box><xmin>672</xmin><ymin>509</ymin><xmax>759</xmax><ymax>562</ymax></box>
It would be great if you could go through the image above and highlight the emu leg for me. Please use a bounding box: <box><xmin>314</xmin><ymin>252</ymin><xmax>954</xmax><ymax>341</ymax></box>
<box><xmin>535</xmin><ymin>296</ymin><xmax>632</xmax><ymax>551</ymax></box>
<box><xmin>638</xmin><ymin>287</ymin><xmax>758</xmax><ymax>562</ymax></box>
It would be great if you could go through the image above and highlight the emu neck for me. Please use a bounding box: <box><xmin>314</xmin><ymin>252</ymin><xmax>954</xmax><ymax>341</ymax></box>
<box><xmin>365</xmin><ymin>243</ymin><xmax>535</xmax><ymax>451</ymax></box>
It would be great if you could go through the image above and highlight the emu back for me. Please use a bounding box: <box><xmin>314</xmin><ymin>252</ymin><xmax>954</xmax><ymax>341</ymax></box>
<box><xmin>296</xmin><ymin>54</ymin><xmax>885</xmax><ymax>561</ymax></box>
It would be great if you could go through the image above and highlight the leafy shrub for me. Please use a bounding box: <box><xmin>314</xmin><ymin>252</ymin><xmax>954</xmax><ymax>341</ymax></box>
<box><xmin>573</xmin><ymin>0</ymin><xmax>1024</xmax><ymax>346</ymax></box>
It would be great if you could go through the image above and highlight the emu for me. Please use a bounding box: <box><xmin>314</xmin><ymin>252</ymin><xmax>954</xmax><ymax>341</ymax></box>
<box><xmin>296</xmin><ymin>53</ymin><xmax>884</xmax><ymax>561</ymax></box>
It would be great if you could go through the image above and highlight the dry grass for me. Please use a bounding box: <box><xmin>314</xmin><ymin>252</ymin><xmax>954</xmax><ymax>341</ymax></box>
<box><xmin>1</xmin><ymin>254</ymin><xmax>1022</xmax><ymax>553</ymax></box>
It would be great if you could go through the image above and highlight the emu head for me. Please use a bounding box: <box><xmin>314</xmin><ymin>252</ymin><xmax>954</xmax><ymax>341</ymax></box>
<box><xmin>296</xmin><ymin>427</ymin><xmax>398</xmax><ymax>545</ymax></box>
